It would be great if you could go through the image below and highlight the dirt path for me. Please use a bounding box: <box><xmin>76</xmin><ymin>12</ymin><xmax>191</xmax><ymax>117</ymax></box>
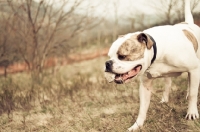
<box><xmin>0</xmin><ymin>48</ymin><xmax>109</xmax><ymax>75</ymax></box>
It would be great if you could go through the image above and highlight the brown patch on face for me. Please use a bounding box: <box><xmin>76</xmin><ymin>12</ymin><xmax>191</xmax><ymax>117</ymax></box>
<box><xmin>117</xmin><ymin>34</ymin><xmax>146</xmax><ymax>61</ymax></box>
<box><xmin>182</xmin><ymin>29</ymin><xmax>198</xmax><ymax>52</ymax></box>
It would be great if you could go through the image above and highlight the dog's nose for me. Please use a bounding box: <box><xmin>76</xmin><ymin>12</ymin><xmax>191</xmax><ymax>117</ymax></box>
<box><xmin>105</xmin><ymin>60</ymin><xmax>113</xmax><ymax>72</ymax></box>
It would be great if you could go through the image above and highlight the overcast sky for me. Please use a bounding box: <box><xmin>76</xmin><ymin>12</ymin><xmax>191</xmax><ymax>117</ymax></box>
<box><xmin>67</xmin><ymin>0</ymin><xmax>157</xmax><ymax>18</ymax></box>
<box><xmin>34</xmin><ymin>0</ymin><xmax>157</xmax><ymax>16</ymax></box>
<box><xmin>34</xmin><ymin>0</ymin><xmax>200</xmax><ymax>24</ymax></box>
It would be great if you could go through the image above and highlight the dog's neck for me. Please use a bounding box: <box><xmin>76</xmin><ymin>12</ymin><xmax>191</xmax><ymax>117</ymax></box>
<box><xmin>148</xmin><ymin>35</ymin><xmax>157</xmax><ymax>65</ymax></box>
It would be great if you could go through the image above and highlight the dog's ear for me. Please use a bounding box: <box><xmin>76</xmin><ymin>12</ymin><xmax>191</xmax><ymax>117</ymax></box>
<box><xmin>137</xmin><ymin>33</ymin><xmax>154</xmax><ymax>49</ymax></box>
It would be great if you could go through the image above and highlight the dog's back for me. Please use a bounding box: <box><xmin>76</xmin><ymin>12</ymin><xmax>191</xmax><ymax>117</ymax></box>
<box><xmin>144</xmin><ymin>0</ymin><xmax>200</xmax><ymax>61</ymax></box>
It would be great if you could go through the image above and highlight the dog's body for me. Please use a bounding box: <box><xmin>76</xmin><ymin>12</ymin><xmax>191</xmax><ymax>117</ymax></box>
<box><xmin>104</xmin><ymin>0</ymin><xmax>200</xmax><ymax>131</ymax></box>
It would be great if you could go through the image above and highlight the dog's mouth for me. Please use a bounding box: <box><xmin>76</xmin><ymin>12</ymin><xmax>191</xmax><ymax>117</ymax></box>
<box><xmin>114</xmin><ymin>65</ymin><xmax>142</xmax><ymax>84</ymax></box>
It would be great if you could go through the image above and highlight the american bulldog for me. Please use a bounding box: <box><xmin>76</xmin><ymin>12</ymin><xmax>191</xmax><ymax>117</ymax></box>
<box><xmin>104</xmin><ymin>0</ymin><xmax>200</xmax><ymax>131</ymax></box>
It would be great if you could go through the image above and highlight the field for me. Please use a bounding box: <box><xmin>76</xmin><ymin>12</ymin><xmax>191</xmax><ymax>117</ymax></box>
<box><xmin>1</xmin><ymin>56</ymin><xmax>200</xmax><ymax>132</ymax></box>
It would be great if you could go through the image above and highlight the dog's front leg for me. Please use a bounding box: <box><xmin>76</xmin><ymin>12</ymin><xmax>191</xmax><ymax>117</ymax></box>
<box><xmin>186</xmin><ymin>68</ymin><xmax>200</xmax><ymax>120</ymax></box>
<box><xmin>128</xmin><ymin>76</ymin><xmax>153</xmax><ymax>131</ymax></box>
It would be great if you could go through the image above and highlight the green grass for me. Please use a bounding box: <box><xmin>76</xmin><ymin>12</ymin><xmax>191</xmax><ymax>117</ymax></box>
<box><xmin>0</xmin><ymin>56</ymin><xmax>200</xmax><ymax>132</ymax></box>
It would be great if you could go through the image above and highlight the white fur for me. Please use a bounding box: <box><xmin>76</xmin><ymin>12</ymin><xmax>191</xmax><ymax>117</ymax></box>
<box><xmin>106</xmin><ymin>0</ymin><xmax>200</xmax><ymax>131</ymax></box>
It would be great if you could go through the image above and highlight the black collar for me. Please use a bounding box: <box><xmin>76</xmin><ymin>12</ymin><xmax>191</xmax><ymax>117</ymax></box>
<box><xmin>148</xmin><ymin>35</ymin><xmax>157</xmax><ymax>64</ymax></box>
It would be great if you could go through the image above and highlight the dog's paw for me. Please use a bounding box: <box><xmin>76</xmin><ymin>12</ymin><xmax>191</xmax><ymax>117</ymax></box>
<box><xmin>160</xmin><ymin>99</ymin><xmax>168</xmax><ymax>103</ymax></box>
<box><xmin>160</xmin><ymin>95</ymin><xmax>169</xmax><ymax>103</ymax></box>
<box><xmin>185</xmin><ymin>107</ymin><xmax>199</xmax><ymax>120</ymax></box>
<box><xmin>127</xmin><ymin>123</ymin><xmax>141</xmax><ymax>132</ymax></box>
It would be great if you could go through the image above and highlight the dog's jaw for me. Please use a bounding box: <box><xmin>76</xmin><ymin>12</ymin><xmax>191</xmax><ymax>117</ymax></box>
<box><xmin>104</xmin><ymin>64</ymin><xmax>143</xmax><ymax>84</ymax></box>
<box><xmin>104</xmin><ymin>57</ymin><xmax>145</xmax><ymax>84</ymax></box>
<box><xmin>114</xmin><ymin>65</ymin><xmax>142</xmax><ymax>84</ymax></box>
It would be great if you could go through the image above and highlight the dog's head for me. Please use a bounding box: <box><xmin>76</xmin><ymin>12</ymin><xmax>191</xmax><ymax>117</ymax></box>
<box><xmin>104</xmin><ymin>32</ymin><xmax>155</xmax><ymax>84</ymax></box>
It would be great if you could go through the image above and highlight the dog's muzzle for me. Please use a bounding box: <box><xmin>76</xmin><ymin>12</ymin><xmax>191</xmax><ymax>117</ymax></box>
<box><xmin>104</xmin><ymin>59</ymin><xmax>142</xmax><ymax>84</ymax></box>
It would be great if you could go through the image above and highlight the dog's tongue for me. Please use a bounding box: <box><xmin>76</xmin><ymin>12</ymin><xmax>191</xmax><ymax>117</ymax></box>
<box><xmin>115</xmin><ymin>65</ymin><xmax>141</xmax><ymax>82</ymax></box>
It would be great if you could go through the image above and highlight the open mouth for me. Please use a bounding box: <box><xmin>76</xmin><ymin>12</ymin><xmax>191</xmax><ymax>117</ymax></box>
<box><xmin>114</xmin><ymin>65</ymin><xmax>142</xmax><ymax>84</ymax></box>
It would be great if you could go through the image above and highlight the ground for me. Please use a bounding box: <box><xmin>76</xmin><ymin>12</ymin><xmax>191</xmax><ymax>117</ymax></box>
<box><xmin>1</xmin><ymin>56</ymin><xmax>200</xmax><ymax>132</ymax></box>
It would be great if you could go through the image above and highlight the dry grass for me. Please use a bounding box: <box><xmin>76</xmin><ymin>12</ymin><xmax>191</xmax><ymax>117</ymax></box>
<box><xmin>0</xmin><ymin>56</ymin><xmax>200</xmax><ymax>132</ymax></box>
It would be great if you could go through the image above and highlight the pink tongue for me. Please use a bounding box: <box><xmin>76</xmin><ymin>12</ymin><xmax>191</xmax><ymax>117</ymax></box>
<box><xmin>115</xmin><ymin>65</ymin><xmax>141</xmax><ymax>81</ymax></box>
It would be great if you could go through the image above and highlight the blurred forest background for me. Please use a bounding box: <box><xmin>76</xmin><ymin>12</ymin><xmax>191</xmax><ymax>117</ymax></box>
<box><xmin>0</xmin><ymin>0</ymin><xmax>200</xmax><ymax>131</ymax></box>
<box><xmin>0</xmin><ymin>0</ymin><xmax>200</xmax><ymax>76</ymax></box>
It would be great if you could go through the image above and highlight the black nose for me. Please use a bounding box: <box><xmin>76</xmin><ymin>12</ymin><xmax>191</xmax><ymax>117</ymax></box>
<box><xmin>105</xmin><ymin>60</ymin><xmax>113</xmax><ymax>72</ymax></box>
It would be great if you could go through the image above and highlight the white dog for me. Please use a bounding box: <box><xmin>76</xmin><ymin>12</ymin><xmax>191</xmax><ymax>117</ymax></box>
<box><xmin>104</xmin><ymin>0</ymin><xmax>200</xmax><ymax>131</ymax></box>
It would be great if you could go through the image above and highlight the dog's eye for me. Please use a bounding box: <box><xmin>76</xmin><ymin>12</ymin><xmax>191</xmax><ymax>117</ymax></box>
<box><xmin>118</xmin><ymin>55</ymin><xmax>126</xmax><ymax>60</ymax></box>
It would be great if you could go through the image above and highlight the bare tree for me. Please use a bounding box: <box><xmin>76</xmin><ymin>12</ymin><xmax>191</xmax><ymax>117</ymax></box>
<box><xmin>123</xmin><ymin>0</ymin><xmax>158</xmax><ymax>31</ymax></box>
<box><xmin>0</xmin><ymin>3</ymin><xmax>19</xmax><ymax>77</ymax></box>
<box><xmin>0</xmin><ymin>0</ymin><xmax>100</xmax><ymax>77</ymax></box>
<box><xmin>124</xmin><ymin>0</ymin><xmax>200</xmax><ymax>31</ymax></box>
<box><xmin>148</xmin><ymin>0</ymin><xmax>200</xmax><ymax>24</ymax></box>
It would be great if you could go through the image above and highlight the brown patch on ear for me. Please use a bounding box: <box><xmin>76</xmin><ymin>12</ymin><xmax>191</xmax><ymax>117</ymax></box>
<box><xmin>137</xmin><ymin>33</ymin><xmax>154</xmax><ymax>49</ymax></box>
<box><xmin>182</xmin><ymin>29</ymin><xmax>198</xmax><ymax>52</ymax></box>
